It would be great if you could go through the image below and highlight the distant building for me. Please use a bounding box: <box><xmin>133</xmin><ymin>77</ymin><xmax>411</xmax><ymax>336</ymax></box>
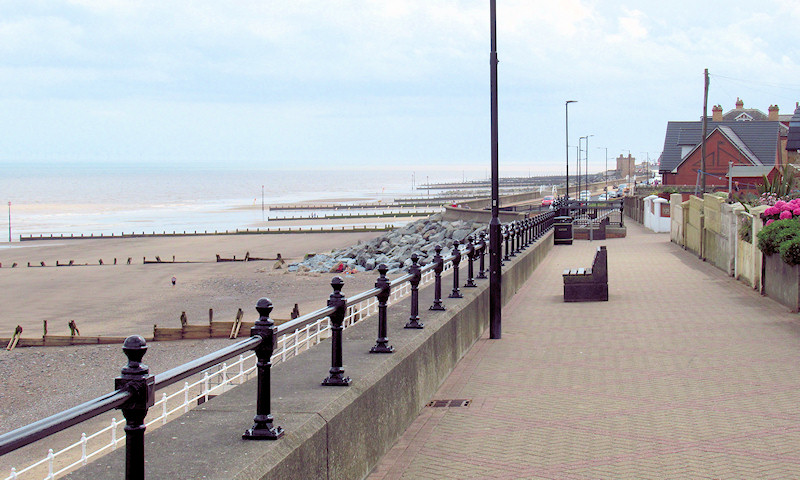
<box><xmin>616</xmin><ymin>154</ymin><xmax>636</xmax><ymax>180</ymax></box>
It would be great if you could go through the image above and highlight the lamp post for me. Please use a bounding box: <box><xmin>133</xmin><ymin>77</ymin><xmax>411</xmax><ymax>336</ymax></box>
<box><xmin>565</xmin><ymin>100</ymin><xmax>576</xmax><ymax>199</ymax></box>
<box><xmin>578</xmin><ymin>137</ymin><xmax>583</xmax><ymax>199</ymax></box>
<box><xmin>584</xmin><ymin>135</ymin><xmax>593</xmax><ymax>196</ymax></box>
<box><xmin>598</xmin><ymin>147</ymin><xmax>608</xmax><ymax>195</ymax></box>
<box><xmin>488</xmin><ymin>0</ymin><xmax>501</xmax><ymax>339</ymax></box>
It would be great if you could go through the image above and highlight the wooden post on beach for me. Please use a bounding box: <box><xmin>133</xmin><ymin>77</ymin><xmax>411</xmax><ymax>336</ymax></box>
<box><xmin>209</xmin><ymin>308</ymin><xmax>213</xmax><ymax>325</ymax></box>
<box><xmin>6</xmin><ymin>325</ymin><xmax>22</xmax><ymax>351</ymax></box>
<box><xmin>230</xmin><ymin>309</ymin><xmax>244</xmax><ymax>339</ymax></box>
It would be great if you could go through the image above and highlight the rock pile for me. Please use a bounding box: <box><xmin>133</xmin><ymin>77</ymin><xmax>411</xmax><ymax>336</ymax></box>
<box><xmin>287</xmin><ymin>214</ymin><xmax>486</xmax><ymax>274</ymax></box>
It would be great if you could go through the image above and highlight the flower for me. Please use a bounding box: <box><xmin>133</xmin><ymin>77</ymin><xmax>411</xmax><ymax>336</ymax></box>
<box><xmin>767</xmin><ymin>219</ymin><xmax>775</xmax><ymax>225</ymax></box>
<box><xmin>764</xmin><ymin>206</ymin><xmax>779</xmax><ymax>216</ymax></box>
<box><xmin>780</xmin><ymin>210</ymin><xmax>792</xmax><ymax>220</ymax></box>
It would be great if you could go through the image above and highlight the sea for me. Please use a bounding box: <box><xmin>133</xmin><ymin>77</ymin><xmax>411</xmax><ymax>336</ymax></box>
<box><xmin>0</xmin><ymin>162</ymin><xmax>482</xmax><ymax>241</ymax></box>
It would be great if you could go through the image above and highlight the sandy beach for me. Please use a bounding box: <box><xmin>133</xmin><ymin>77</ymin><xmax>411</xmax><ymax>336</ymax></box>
<box><xmin>0</xmin><ymin>231</ymin><xmax>385</xmax><ymax>339</ymax></box>
<box><xmin>0</xmin><ymin>228</ymin><xmax>406</xmax><ymax>477</ymax></box>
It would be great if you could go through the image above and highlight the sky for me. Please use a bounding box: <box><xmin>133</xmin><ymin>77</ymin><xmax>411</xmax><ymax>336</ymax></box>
<box><xmin>0</xmin><ymin>0</ymin><xmax>799</xmax><ymax>178</ymax></box>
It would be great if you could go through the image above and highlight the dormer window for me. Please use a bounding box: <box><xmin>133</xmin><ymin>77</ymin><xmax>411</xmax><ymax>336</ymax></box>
<box><xmin>735</xmin><ymin>112</ymin><xmax>753</xmax><ymax>121</ymax></box>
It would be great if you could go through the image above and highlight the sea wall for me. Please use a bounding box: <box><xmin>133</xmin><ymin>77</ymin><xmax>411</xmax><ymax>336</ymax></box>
<box><xmin>66</xmin><ymin>231</ymin><xmax>554</xmax><ymax>480</ymax></box>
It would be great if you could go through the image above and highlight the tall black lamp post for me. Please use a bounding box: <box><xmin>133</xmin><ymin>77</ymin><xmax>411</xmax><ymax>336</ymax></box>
<box><xmin>565</xmin><ymin>100</ymin><xmax>576</xmax><ymax>200</ymax></box>
<box><xmin>489</xmin><ymin>0</ymin><xmax>501</xmax><ymax>339</ymax></box>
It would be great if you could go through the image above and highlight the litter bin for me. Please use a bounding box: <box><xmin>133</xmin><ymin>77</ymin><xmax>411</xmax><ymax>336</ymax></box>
<box><xmin>554</xmin><ymin>216</ymin><xmax>573</xmax><ymax>245</ymax></box>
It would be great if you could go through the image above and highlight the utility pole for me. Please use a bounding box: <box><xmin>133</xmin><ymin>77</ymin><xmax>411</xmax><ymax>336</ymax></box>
<box><xmin>701</xmin><ymin>68</ymin><xmax>709</xmax><ymax>194</ymax></box>
<box><xmin>488</xmin><ymin>0</ymin><xmax>502</xmax><ymax>339</ymax></box>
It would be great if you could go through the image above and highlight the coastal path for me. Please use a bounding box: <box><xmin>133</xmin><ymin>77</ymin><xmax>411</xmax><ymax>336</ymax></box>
<box><xmin>370</xmin><ymin>221</ymin><xmax>800</xmax><ymax>479</ymax></box>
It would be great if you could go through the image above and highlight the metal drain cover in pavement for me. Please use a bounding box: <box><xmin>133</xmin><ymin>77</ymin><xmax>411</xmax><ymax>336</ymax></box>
<box><xmin>427</xmin><ymin>399</ymin><xmax>471</xmax><ymax>407</ymax></box>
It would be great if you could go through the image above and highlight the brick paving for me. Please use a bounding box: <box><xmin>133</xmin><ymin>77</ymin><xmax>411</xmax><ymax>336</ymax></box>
<box><xmin>369</xmin><ymin>222</ymin><xmax>800</xmax><ymax>479</ymax></box>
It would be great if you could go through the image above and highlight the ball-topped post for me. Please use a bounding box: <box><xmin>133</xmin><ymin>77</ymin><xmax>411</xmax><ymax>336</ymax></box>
<box><xmin>243</xmin><ymin>298</ymin><xmax>284</xmax><ymax>440</ymax></box>
<box><xmin>323</xmin><ymin>277</ymin><xmax>351</xmax><ymax>386</ymax></box>
<box><xmin>115</xmin><ymin>335</ymin><xmax>155</xmax><ymax>480</ymax></box>
<box><xmin>370</xmin><ymin>264</ymin><xmax>394</xmax><ymax>353</ymax></box>
<box><xmin>405</xmin><ymin>253</ymin><xmax>424</xmax><ymax>329</ymax></box>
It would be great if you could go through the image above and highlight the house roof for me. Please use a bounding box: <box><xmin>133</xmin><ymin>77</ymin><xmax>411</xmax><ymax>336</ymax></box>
<box><xmin>659</xmin><ymin>121</ymin><xmax>781</xmax><ymax>173</ymax></box>
<box><xmin>670</xmin><ymin>126</ymin><xmax>761</xmax><ymax>173</ymax></box>
<box><xmin>722</xmin><ymin>109</ymin><xmax>768</xmax><ymax>121</ymax></box>
<box><xmin>788</xmin><ymin>105</ymin><xmax>800</xmax><ymax>151</ymax></box>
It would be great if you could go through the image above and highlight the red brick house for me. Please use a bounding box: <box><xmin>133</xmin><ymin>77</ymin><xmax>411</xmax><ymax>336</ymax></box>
<box><xmin>659</xmin><ymin>99</ymin><xmax>793</xmax><ymax>191</ymax></box>
<box><xmin>661</xmin><ymin>123</ymin><xmax>781</xmax><ymax>191</ymax></box>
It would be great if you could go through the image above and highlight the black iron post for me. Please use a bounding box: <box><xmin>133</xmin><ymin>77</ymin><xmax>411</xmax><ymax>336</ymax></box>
<box><xmin>429</xmin><ymin>245</ymin><xmax>445</xmax><ymax>311</ymax></box>
<box><xmin>620</xmin><ymin>200</ymin><xmax>625</xmax><ymax>227</ymax></box>
<box><xmin>370</xmin><ymin>264</ymin><xmax>394</xmax><ymax>353</ymax></box>
<box><xmin>503</xmin><ymin>225</ymin><xmax>510</xmax><ymax>262</ymax></box>
<box><xmin>405</xmin><ymin>254</ymin><xmax>424</xmax><ymax>329</ymax></box>
<box><xmin>522</xmin><ymin>218</ymin><xmax>531</xmax><ymax>248</ymax></box>
<box><xmin>464</xmin><ymin>236</ymin><xmax>477</xmax><ymax>287</ymax></box>
<box><xmin>243</xmin><ymin>298</ymin><xmax>284</xmax><ymax>440</ymax></box>
<box><xmin>449</xmin><ymin>241</ymin><xmax>463</xmax><ymax>298</ymax></box>
<box><xmin>115</xmin><ymin>335</ymin><xmax>155</xmax><ymax>480</ymax></box>
<box><xmin>514</xmin><ymin>222</ymin><xmax>521</xmax><ymax>254</ymax></box>
<box><xmin>477</xmin><ymin>232</ymin><xmax>487</xmax><ymax>279</ymax></box>
<box><xmin>322</xmin><ymin>277</ymin><xmax>350</xmax><ymax>386</ymax></box>
<box><xmin>488</xmin><ymin>0</ymin><xmax>502</xmax><ymax>339</ymax></box>
<box><xmin>508</xmin><ymin>224</ymin><xmax>517</xmax><ymax>257</ymax></box>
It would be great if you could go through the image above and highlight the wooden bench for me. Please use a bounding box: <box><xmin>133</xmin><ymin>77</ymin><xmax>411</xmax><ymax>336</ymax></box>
<box><xmin>563</xmin><ymin>246</ymin><xmax>608</xmax><ymax>302</ymax></box>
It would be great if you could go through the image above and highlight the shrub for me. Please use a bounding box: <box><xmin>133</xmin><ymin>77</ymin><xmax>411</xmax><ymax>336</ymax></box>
<box><xmin>738</xmin><ymin>216</ymin><xmax>752</xmax><ymax>243</ymax></box>
<box><xmin>757</xmin><ymin>218</ymin><xmax>800</xmax><ymax>255</ymax></box>
<box><xmin>780</xmin><ymin>237</ymin><xmax>800</xmax><ymax>265</ymax></box>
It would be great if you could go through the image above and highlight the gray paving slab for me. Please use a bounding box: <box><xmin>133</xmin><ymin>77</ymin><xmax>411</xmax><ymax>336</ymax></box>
<box><xmin>369</xmin><ymin>222</ymin><xmax>800</xmax><ymax>479</ymax></box>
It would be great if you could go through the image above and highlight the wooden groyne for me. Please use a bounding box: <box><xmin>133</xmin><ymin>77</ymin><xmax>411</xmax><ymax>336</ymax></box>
<box><xmin>18</xmin><ymin>224</ymin><xmax>394</xmax><ymax>242</ymax></box>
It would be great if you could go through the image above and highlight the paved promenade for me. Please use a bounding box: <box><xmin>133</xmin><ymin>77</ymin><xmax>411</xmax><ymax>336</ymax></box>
<box><xmin>369</xmin><ymin>222</ymin><xmax>800</xmax><ymax>479</ymax></box>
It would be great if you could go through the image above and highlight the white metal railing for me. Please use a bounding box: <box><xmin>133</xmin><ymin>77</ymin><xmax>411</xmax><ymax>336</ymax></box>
<box><xmin>3</xmin><ymin>254</ymin><xmax>456</xmax><ymax>480</ymax></box>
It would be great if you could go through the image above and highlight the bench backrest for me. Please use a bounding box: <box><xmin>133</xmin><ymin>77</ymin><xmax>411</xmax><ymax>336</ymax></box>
<box><xmin>592</xmin><ymin>246</ymin><xmax>608</xmax><ymax>283</ymax></box>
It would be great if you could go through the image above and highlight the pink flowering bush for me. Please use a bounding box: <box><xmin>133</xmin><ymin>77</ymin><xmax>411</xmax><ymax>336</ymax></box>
<box><xmin>762</xmin><ymin>197</ymin><xmax>800</xmax><ymax>223</ymax></box>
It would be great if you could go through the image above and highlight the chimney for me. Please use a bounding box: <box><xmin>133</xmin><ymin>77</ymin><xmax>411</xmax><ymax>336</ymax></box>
<box><xmin>769</xmin><ymin>104</ymin><xmax>779</xmax><ymax>121</ymax></box>
<box><xmin>735</xmin><ymin>97</ymin><xmax>744</xmax><ymax>109</ymax></box>
<box><xmin>712</xmin><ymin>105</ymin><xmax>723</xmax><ymax>121</ymax></box>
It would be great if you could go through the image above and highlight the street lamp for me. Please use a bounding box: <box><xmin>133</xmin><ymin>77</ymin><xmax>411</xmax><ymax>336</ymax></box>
<box><xmin>597</xmin><ymin>147</ymin><xmax>608</xmax><ymax>195</ymax></box>
<box><xmin>578</xmin><ymin>137</ymin><xmax>583</xmax><ymax>198</ymax></box>
<box><xmin>488</xmin><ymin>0</ymin><xmax>501</xmax><ymax>339</ymax></box>
<box><xmin>579</xmin><ymin>135</ymin><xmax>593</xmax><ymax>199</ymax></box>
<box><xmin>584</xmin><ymin>135</ymin><xmax>593</xmax><ymax>196</ymax></box>
<box><xmin>565</xmin><ymin>100</ymin><xmax>577</xmax><ymax>199</ymax></box>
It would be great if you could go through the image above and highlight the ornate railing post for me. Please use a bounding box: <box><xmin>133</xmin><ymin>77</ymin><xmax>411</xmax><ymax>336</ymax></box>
<box><xmin>322</xmin><ymin>277</ymin><xmax>351</xmax><ymax>386</ymax></box>
<box><xmin>517</xmin><ymin>221</ymin><xmax>523</xmax><ymax>252</ymax></box>
<box><xmin>405</xmin><ymin>254</ymin><xmax>424</xmax><ymax>329</ymax></box>
<box><xmin>619</xmin><ymin>199</ymin><xmax>625</xmax><ymax>227</ymax></box>
<box><xmin>477</xmin><ymin>232</ymin><xmax>487</xmax><ymax>279</ymax></box>
<box><xmin>503</xmin><ymin>225</ymin><xmax>510</xmax><ymax>262</ymax></box>
<box><xmin>114</xmin><ymin>335</ymin><xmax>155</xmax><ymax>480</ymax></box>
<box><xmin>448</xmin><ymin>241</ymin><xmax>463</xmax><ymax>298</ymax></box>
<box><xmin>522</xmin><ymin>218</ymin><xmax>531</xmax><ymax>249</ymax></box>
<box><xmin>370</xmin><ymin>264</ymin><xmax>394</xmax><ymax>353</ymax></box>
<box><xmin>429</xmin><ymin>245</ymin><xmax>445</xmax><ymax>311</ymax></box>
<box><xmin>243</xmin><ymin>298</ymin><xmax>284</xmax><ymax>440</ymax></box>
<box><xmin>508</xmin><ymin>224</ymin><xmax>517</xmax><ymax>257</ymax></box>
<box><xmin>464</xmin><ymin>236</ymin><xmax>477</xmax><ymax>287</ymax></box>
